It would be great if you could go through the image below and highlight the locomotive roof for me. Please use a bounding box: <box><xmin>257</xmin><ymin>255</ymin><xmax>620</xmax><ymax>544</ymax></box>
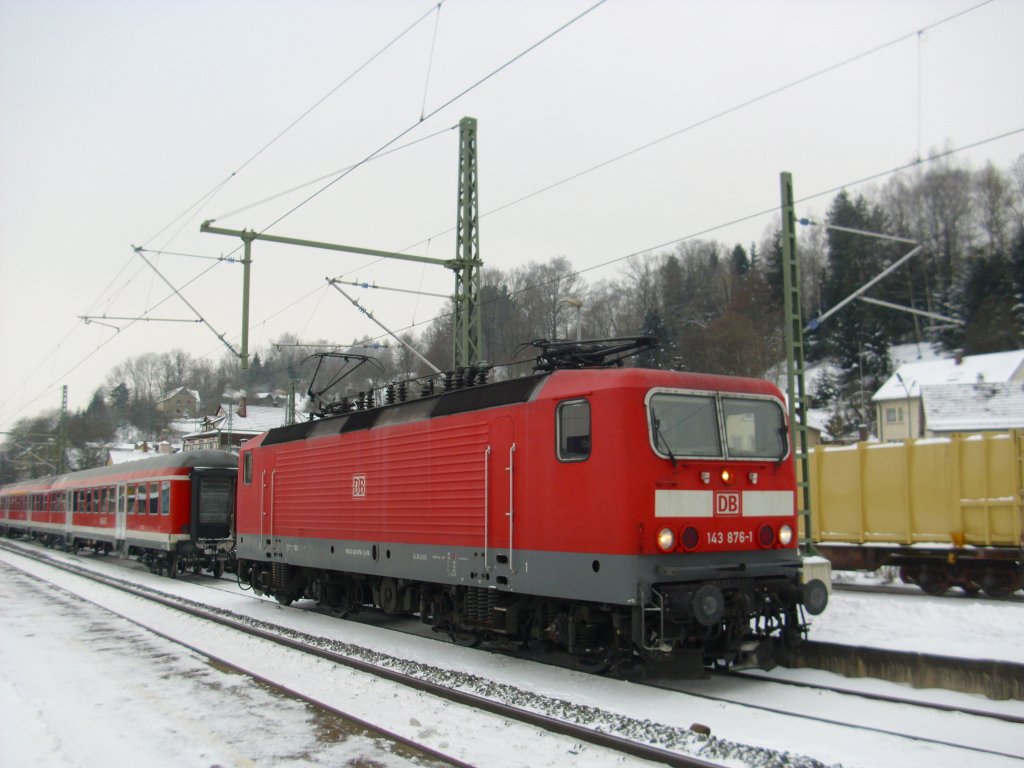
<box><xmin>255</xmin><ymin>367</ymin><xmax>782</xmax><ymax>449</ymax></box>
<box><xmin>0</xmin><ymin>450</ymin><xmax>237</xmax><ymax>494</ymax></box>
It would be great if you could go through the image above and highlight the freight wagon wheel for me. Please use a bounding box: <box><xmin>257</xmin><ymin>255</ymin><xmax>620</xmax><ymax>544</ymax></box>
<box><xmin>902</xmin><ymin>564</ymin><xmax>951</xmax><ymax>596</ymax></box>
<box><xmin>980</xmin><ymin>568</ymin><xmax>1023</xmax><ymax>599</ymax></box>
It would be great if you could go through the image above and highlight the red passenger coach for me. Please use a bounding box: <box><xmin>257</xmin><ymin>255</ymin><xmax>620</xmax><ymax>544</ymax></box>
<box><xmin>237</xmin><ymin>339</ymin><xmax>828</xmax><ymax>670</ymax></box>
<box><xmin>1</xmin><ymin>450</ymin><xmax>236</xmax><ymax>577</ymax></box>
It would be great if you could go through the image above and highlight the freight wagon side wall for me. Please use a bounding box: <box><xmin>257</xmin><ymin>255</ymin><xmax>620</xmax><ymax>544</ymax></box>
<box><xmin>810</xmin><ymin>431</ymin><xmax>1023</xmax><ymax>547</ymax></box>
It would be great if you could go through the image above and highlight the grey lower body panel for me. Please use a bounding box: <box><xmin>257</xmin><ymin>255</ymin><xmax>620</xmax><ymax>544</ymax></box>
<box><xmin>237</xmin><ymin>534</ymin><xmax>801</xmax><ymax>606</ymax></box>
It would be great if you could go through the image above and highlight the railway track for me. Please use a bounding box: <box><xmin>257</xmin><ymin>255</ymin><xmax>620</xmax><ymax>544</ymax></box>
<box><xmin>647</xmin><ymin>670</ymin><xmax>1024</xmax><ymax>764</ymax></box>
<box><xmin>0</xmin><ymin>539</ymin><xmax>784</xmax><ymax>768</ymax></box>
<box><xmin>832</xmin><ymin>580</ymin><xmax>1024</xmax><ymax>603</ymax></box>
<box><xmin>6</xmin><ymin>537</ymin><xmax>1023</xmax><ymax>767</ymax></box>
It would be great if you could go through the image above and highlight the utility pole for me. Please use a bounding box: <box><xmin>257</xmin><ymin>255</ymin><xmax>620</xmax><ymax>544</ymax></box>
<box><xmin>201</xmin><ymin>117</ymin><xmax>482</xmax><ymax>371</ymax></box>
<box><xmin>57</xmin><ymin>385</ymin><xmax>68</xmax><ymax>474</ymax></box>
<box><xmin>454</xmin><ymin>116</ymin><xmax>482</xmax><ymax>368</ymax></box>
<box><xmin>780</xmin><ymin>172</ymin><xmax>814</xmax><ymax>553</ymax></box>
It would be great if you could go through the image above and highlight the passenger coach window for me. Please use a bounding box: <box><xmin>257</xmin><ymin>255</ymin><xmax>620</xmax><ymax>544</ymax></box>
<box><xmin>161</xmin><ymin>481</ymin><xmax>170</xmax><ymax>515</ymax></box>
<box><xmin>557</xmin><ymin>399</ymin><xmax>591</xmax><ymax>461</ymax></box>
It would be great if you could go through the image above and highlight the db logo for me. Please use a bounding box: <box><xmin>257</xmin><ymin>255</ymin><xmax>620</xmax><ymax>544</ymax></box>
<box><xmin>352</xmin><ymin>474</ymin><xmax>367</xmax><ymax>498</ymax></box>
<box><xmin>715</xmin><ymin>492</ymin><xmax>740</xmax><ymax>516</ymax></box>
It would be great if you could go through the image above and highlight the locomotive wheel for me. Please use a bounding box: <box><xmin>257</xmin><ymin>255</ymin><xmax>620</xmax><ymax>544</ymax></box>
<box><xmin>379</xmin><ymin>577</ymin><xmax>400</xmax><ymax>615</ymax></box>
<box><xmin>167</xmin><ymin>555</ymin><xmax>179</xmax><ymax>580</ymax></box>
<box><xmin>212</xmin><ymin>560</ymin><xmax>225</xmax><ymax>579</ymax></box>
<box><xmin>573</xmin><ymin>647</ymin><xmax>616</xmax><ymax>674</ymax></box>
<box><xmin>447</xmin><ymin>630</ymin><xmax>480</xmax><ymax>648</ymax></box>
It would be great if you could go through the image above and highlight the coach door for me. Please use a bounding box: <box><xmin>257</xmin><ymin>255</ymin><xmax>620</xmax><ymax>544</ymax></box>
<box><xmin>115</xmin><ymin>483</ymin><xmax>128</xmax><ymax>549</ymax></box>
<box><xmin>486</xmin><ymin>417</ymin><xmax>515</xmax><ymax>573</ymax></box>
<box><xmin>63</xmin><ymin>490</ymin><xmax>74</xmax><ymax>541</ymax></box>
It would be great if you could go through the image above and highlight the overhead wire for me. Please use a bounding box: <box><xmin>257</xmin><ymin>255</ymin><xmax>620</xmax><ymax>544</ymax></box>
<box><xmin>0</xmin><ymin>0</ymin><xmax>1007</xmax><ymax>427</ymax></box>
<box><xmin>420</xmin><ymin>2</ymin><xmax>445</xmax><ymax>121</ymax></box>
<box><xmin>190</xmin><ymin>0</ymin><xmax>1016</xmax><ymax>375</ymax></box>
<box><xmin>303</xmin><ymin>126</ymin><xmax>1024</xmax><ymax>354</ymax></box>
<box><xmin>0</xmin><ymin>2</ymin><xmax>456</xmax><ymax>427</ymax></box>
<box><xmin>208</xmin><ymin>125</ymin><xmax>458</xmax><ymax>224</ymax></box>
<box><xmin>246</xmin><ymin>0</ymin><xmax>609</xmax><ymax>241</ymax></box>
<box><xmin>386</xmin><ymin>0</ymin><xmax>1001</xmax><ymax>261</ymax></box>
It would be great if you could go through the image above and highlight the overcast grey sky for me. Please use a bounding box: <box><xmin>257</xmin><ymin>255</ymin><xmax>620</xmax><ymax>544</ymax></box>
<box><xmin>2</xmin><ymin>0</ymin><xmax>1022</xmax><ymax>431</ymax></box>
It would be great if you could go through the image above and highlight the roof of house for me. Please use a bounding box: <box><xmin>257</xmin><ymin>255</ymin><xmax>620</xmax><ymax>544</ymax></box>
<box><xmin>157</xmin><ymin>386</ymin><xmax>200</xmax><ymax>405</ymax></box>
<box><xmin>922</xmin><ymin>381</ymin><xmax>1024</xmax><ymax>432</ymax></box>
<box><xmin>191</xmin><ymin>403</ymin><xmax>289</xmax><ymax>436</ymax></box>
<box><xmin>873</xmin><ymin>350</ymin><xmax>1024</xmax><ymax>402</ymax></box>
<box><xmin>106</xmin><ymin>441</ymin><xmax>173</xmax><ymax>464</ymax></box>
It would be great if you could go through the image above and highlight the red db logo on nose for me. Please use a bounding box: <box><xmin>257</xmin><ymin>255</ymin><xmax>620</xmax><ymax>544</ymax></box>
<box><xmin>715</xmin><ymin>492</ymin><xmax>740</xmax><ymax>516</ymax></box>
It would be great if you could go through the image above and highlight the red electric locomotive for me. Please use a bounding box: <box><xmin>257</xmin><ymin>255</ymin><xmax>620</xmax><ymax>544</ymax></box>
<box><xmin>0</xmin><ymin>450</ymin><xmax>236</xmax><ymax>577</ymax></box>
<box><xmin>237</xmin><ymin>339</ymin><xmax>828</xmax><ymax>670</ymax></box>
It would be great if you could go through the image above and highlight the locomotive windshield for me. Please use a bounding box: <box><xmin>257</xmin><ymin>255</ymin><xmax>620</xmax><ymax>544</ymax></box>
<box><xmin>648</xmin><ymin>391</ymin><xmax>787</xmax><ymax>461</ymax></box>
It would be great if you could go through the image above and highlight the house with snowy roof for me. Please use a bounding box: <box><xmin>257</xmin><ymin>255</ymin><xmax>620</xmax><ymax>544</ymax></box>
<box><xmin>182</xmin><ymin>397</ymin><xmax>290</xmax><ymax>452</ymax></box>
<box><xmin>921</xmin><ymin>382</ymin><xmax>1024</xmax><ymax>435</ymax></box>
<box><xmin>872</xmin><ymin>350</ymin><xmax>1024</xmax><ymax>441</ymax></box>
<box><xmin>155</xmin><ymin>386</ymin><xmax>201</xmax><ymax>419</ymax></box>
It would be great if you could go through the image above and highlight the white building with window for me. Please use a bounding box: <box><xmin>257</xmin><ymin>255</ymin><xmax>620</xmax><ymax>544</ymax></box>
<box><xmin>872</xmin><ymin>350</ymin><xmax>1024</xmax><ymax>441</ymax></box>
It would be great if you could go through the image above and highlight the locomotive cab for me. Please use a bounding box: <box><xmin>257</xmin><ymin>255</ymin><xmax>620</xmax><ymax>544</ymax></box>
<box><xmin>638</xmin><ymin>381</ymin><xmax>828</xmax><ymax>666</ymax></box>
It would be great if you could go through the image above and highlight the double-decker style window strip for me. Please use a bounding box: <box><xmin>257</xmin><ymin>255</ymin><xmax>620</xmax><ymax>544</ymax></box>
<box><xmin>557</xmin><ymin>399</ymin><xmax>591</xmax><ymax>461</ymax></box>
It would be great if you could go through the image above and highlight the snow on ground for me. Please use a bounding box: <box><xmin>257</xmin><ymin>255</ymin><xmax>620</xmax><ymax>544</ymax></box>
<box><xmin>0</xmin><ymin>563</ymin><xmax>442</xmax><ymax>768</ymax></box>
<box><xmin>2</xmin><ymin>544</ymin><xmax>1023</xmax><ymax>768</ymax></box>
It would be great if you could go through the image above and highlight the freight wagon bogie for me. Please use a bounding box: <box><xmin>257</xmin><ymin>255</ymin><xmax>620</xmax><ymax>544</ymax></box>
<box><xmin>897</xmin><ymin>557</ymin><xmax>1024</xmax><ymax>598</ymax></box>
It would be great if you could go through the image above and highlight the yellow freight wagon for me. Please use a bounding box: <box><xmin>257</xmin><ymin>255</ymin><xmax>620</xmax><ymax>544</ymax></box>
<box><xmin>808</xmin><ymin>430</ymin><xmax>1023</xmax><ymax>597</ymax></box>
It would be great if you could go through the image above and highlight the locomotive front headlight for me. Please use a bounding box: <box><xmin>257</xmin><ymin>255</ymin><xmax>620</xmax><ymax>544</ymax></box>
<box><xmin>779</xmin><ymin>524</ymin><xmax>794</xmax><ymax>546</ymax></box>
<box><xmin>720</xmin><ymin>468</ymin><xmax>733</xmax><ymax>484</ymax></box>
<box><xmin>656</xmin><ymin>527</ymin><xmax>676</xmax><ymax>552</ymax></box>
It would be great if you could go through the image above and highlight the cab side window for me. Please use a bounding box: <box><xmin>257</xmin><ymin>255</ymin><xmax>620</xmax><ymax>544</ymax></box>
<box><xmin>243</xmin><ymin>452</ymin><xmax>253</xmax><ymax>485</ymax></box>
<box><xmin>557</xmin><ymin>399</ymin><xmax>591</xmax><ymax>462</ymax></box>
